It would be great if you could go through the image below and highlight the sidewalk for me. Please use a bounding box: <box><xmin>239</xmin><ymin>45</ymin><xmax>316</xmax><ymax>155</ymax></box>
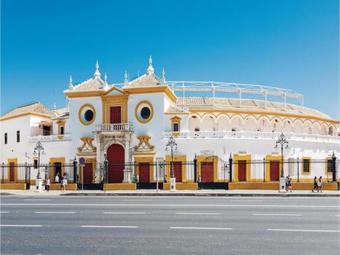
<box><xmin>1</xmin><ymin>189</ymin><xmax>339</xmax><ymax>197</ymax></box>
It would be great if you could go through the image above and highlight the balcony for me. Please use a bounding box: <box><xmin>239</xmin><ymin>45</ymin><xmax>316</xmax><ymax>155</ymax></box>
<box><xmin>96</xmin><ymin>123</ymin><xmax>133</xmax><ymax>133</ymax></box>
<box><xmin>163</xmin><ymin>131</ymin><xmax>340</xmax><ymax>144</ymax></box>
<box><xmin>29</xmin><ymin>133</ymin><xmax>71</xmax><ymax>143</ymax></box>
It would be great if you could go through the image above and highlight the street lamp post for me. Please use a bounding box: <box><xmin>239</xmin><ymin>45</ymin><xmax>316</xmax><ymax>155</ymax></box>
<box><xmin>275</xmin><ymin>133</ymin><xmax>288</xmax><ymax>192</ymax></box>
<box><xmin>332</xmin><ymin>151</ymin><xmax>337</xmax><ymax>182</ymax></box>
<box><xmin>166</xmin><ymin>136</ymin><xmax>177</xmax><ymax>191</ymax></box>
<box><xmin>33</xmin><ymin>141</ymin><xmax>45</xmax><ymax>191</ymax></box>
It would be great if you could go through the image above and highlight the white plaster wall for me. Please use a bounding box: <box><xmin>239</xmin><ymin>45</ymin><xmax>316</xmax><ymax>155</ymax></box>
<box><xmin>68</xmin><ymin>97</ymin><xmax>102</xmax><ymax>157</ymax></box>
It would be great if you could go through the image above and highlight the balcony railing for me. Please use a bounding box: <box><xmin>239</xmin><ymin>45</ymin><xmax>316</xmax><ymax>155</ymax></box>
<box><xmin>29</xmin><ymin>133</ymin><xmax>71</xmax><ymax>143</ymax></box>
<box><xmin>96</xmin><ymin>123</ymin><xmax>133</xmax><ymax>133</ymax></box>
<box><xmin>163</xmin><ymin>131</ymin><xmax>340</xmax><ymax>143</ymax></box>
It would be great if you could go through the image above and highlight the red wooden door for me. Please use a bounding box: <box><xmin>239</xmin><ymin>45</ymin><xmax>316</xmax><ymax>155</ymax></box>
<box><xmin>173</xmin><ymin>162</ymin><xmax>182</xmax><ymax>182</ymax></box>
<box><xmin>139</xmin><ymin>163</ymin><xmax>150</xmax><ymax>183</ymax></box>
<box><xmin>201</xmin><ymin>162</ymin><xmax>214</xmax><ymax>183</ymax></box>
<box><xmin>9</xmin><ymin>162</ymin><xmax>15</xmax><ymax>182</ymax></box>
<box><xmin>238</xmin><ymin>160</ymin><xmax>247</xmax><ymax>181</ymax></box>
<box><xmin>270</xmin><ymin>161</ymin><xmax>280</xmax><ymax>181</ymax></box>
<box><xmin>83</xmin><ymin>163</ymin><xmax>93</xmax><ymax>184</ymax></box>
<box><xmin>110</xmin><ymin>106</ymin><xmax>121</xmax><ymax>124</ymax></box>
<box><xmin>107</xmin><ymin>144</ymin><xmax>125</xmax><ymax>183</ymax></box>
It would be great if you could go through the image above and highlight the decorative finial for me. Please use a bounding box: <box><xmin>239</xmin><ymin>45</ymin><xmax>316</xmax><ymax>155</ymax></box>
<box><xmin>124</xmin><ymin>70</ymin><xmax>129</xmax><ymax>83</ymax></box>
<box><xmin>162</xmin><ymin>67</ymin><xmax>166</xmax><ymax>83</ymax></box>
<box><xmin>104</xmin><ymin>72</ymin><xmax>108</xmax><ymax>84</ymax></box>
<box><xmin>94</xmin><ymin>60</ymin><xmax>101</xmax><ymax>78</ymax></box>
<box><xmin>146</xmin><ymin>55</ymin><xmax>154</xmax><ymax>75</ymax></box>
<box><xmin>68</xmin><ymin>75</ymin><xmax>73</xmax><ymax>90</ymax></box>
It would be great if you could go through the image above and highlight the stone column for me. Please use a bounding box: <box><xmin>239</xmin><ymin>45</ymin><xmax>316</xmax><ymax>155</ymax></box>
<box><xmin>123</xmin><ymin>134</ymin><xmax>131</xmax><ymax>183</ymax></box>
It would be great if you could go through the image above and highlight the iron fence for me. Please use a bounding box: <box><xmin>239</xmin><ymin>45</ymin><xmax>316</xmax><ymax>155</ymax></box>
<box><xmin>0</xmin><ymin>158</ymin><xmax>337</xmax><ymax>187</ymax></box>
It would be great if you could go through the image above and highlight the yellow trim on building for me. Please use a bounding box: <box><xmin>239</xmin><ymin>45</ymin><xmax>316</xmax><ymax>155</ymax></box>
<box><xmin>7</xmin><ymin>158</ymin><xmax>18</xmax><ymax>182</ymax></box>
<box><xmin>49</xmin><ymin>157</ymin><xmax>65</xmax><ymax>181</ymax></box>
<box><xmin>64</xmin><ymin>90</ymin><xmax>106</xmax><ymax>98</ymax></box>
<box><xmin>301</xmin><ymin>157</ymin><xmax>312</xmax><ymax>176</ymax></box>
<box><xmin>170</xmin><ymin>116</ymin><xmax>181</xmax><ymax>134</ymax></box>
<box><xmin>102</xmin><ymin>94</ymin><xmax>128</xmax><ymax>123</ymax></box>
<box><xmin>79</xmin><ymin>158</ymin><xmax>96</xmax><ymax>184</ymax></box>
<box><xmin>134</xmin><ymin>155</ymin><xmax>155</xmax><ymax>182</ymax></box>
<box><xmin>189</xmin><ymin>108</ymin><xmax>339</xmax><ymax>125</ymax></box>
<box><xmin>196</xmin><ymin>155</ymin><xmax>219</xmax><ymax>182</ymax></box>
<box><xmin>0</xmin><ymin>112</ymin><xmax>51</xmax><ymax>122</ymax></box>
<box><xmin>135</xmin><ymin>100</ymin><xmax>154</xmax><ymax>124</ymax></box>
<box><xmin>165</xmin><ymin>155</ymin><xmax>187</xmax><ymax>182</ymax></box>
<box><xmin>78</xmin><ymin>104</ymin><xmax>96</xmax><ymax>126</ymax></box>
<box><xmin>124</xmin><ymin>86</ymin><xmax>177</xmax><ymax>103</ymax></box>
<box><xmin>233</xmin><ymin>154</ymin><xmax>251</xmax><ymax>182</ymax></box>
<box><xmin>56</xmin><ymin>119</ymin><xmax>65</xmax><ymax>134</ymax></box>
<box><xmin>265</xmin><ymin>154</ymin><xmax>282</xmax><ymax>182</ymax></box>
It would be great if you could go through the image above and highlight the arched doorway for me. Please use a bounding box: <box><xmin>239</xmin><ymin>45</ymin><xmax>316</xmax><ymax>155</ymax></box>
<box><xmin>107</xmin><ymin>144</ymin><xmax>125</xmax><ymax>183</ymax></box>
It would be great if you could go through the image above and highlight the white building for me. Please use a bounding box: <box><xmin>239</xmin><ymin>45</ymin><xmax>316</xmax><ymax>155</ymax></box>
<box><xmin>1</xmin><ymin>58</ymin><xmax>339</xmax><ymax>190</ymax></box>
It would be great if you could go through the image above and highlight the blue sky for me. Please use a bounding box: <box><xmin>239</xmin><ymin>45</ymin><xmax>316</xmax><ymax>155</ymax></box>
<box><xmin>1</xmin><ymin>0</ymin><xmax>339</xmax><ymax>118</ymax></box>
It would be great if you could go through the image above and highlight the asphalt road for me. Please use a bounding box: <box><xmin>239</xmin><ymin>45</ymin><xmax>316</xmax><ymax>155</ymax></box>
<box><xmin>1</xmin><ymin>196</ymin><xmax>339</xmax><ymax>255</ymax></box>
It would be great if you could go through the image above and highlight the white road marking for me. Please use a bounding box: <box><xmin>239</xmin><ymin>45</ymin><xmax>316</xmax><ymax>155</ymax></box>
<box><xmin>3</xmin><ymin>203</ymin><xmax>339</xmax><ymax>208</ymax></box>
<box><xmin>121</xmin><ymin>199</ymin><xmax>152</xmax><ymax>202</ymax></box>
<box><xmin>0</xmin><ymin>211</ymin><xmax>9</xmax><ymax>214</ymax></box>
<box><xmin>0</xmin><ymin>225</ymin><xmax>42</xmax><ymax>228</ymax></box>
<box><xmin>252</xmin><ymin>213</ymin><xmax>301</xmax><ymax>217</ymax></box>
<box><xmin>23</xmin><ymin>199</ymin><xmax>51</xmax><ymax>201</ymax></box>
<box><xmin>81</xmin><ymin>225</ymin><xmax>139</xmax><ymax>229</ymax></box>
<box><xmin>170</xmin><ymin>227</ymin><xmax>232</xmax><ymax>230</ymax></box>
<box><xmin>35</xmin><ymin>211</ymin><xmax>76</xmax><ymax>214</ymax></box>
<box><xmin>175</xmin><ymin>212</ymin><xmax>220</xmax><ymax>215</ymax></box>
<box><xmin>268</xmin><ymin>228</ymin><xmax>340</xmax><ymax>233</ymax></box>
<box><xmin>103</xmin><ymin>212</ymin><xmax>146</xmax><ymax>215</ymax></box>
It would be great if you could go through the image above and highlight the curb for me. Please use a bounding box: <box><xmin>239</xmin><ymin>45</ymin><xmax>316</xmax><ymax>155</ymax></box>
<box><xmin>60</xmin><ymin>193</ymin><xmax>340</xmax><ymax>197</ymax></box>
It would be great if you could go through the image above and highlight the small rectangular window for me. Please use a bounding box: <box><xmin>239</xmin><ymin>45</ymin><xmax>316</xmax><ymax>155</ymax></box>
<box><xmin>303</xmin><ymin>159</ymin><xmax>310</xmax><ymax>173</ymax></box>
<box><xmin>33</xmin><ymin>159</ymin><xmax>38</xmax><ymax>169</ymax></box>
<box><xmin>173</xmin><ymin>123</ymin><xmax>179</xmax><ymax>132</ymax></box>
<box><xmin>60</xmin><ymin>126</ymin><xmax>64</xmax><ymax>135</ymax></box>
<box><xmin>4</xmin><ymin>133</ymin><xmax>7</xmax><ymax>144</ymax></box>
<box><xmin>16</xmin><ymin>131</ymin><xmax>20</xmax><ymax>143</ymax></box>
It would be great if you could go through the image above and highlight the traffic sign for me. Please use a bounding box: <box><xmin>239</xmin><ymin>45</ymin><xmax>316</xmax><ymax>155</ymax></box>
<box><xmin>79</xmin><ymin>157</ymin><xmax>85</xmax><ymax>167</ymax></box>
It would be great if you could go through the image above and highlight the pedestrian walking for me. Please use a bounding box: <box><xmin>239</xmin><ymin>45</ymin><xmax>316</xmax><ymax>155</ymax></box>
<box><xmin>312</xmin><ymin>176</ymin><xmax>318</xmax><ymax>192</ymax></box>
<box><xmin>285</xmin><ymin>175</ymin><xmax>289</xmax><ymax>192</ymax></box>
<box><xmin>317</xmin><ymin>176</ymin><xmax>323</xmax><ymax>192</ymax></box>
<box><xmin>45</xmin><ymin>177</ymin><xmax>50</xmax><ymax>192</ymax></box>
<box><xmin>287</xmin><ymin>177</ymin><xmax>292</xmax><ymax>192</ymax></box>
<box><xmin>55</xmin><ymin>173</ymin><xmax>60</xmax><ymax>183</ymax></box>
<box><xmin>61</xmin><ymin>173</ymin><xmax>68</xmax><ymax>191</ymax></box>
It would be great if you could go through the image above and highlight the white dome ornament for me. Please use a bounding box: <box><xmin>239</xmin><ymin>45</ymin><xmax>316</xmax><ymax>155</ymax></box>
<box><xmin>68</xmin><ymin>75</ymin><xmax>74</xmax><ymax>90</ymax></box>
<box><xmin>146</xmin><ymin>56</ymin><xmax>154</xmax><ymax>75</ymax></box>
<box><xmin>124</xmin><ymin>70</ymin><xmax>129</xmax><ymax>85</ymax></box>
<box><xmin>104</xmin><ymin>72</ymin><xmax>109</xmax><ymax>90</ymax></box>
<box><xmin>93</xmin><ymin>60</ymin><xmax>101</xmax><ymax>78</ymax></box>
<box><xmin>162</xmin><ymin>67</ymin><xmax>166</xmax><ymax>83</ymax></box>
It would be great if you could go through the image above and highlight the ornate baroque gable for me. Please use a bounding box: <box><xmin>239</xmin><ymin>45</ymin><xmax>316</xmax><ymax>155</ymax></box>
<box><xmin>78</xmin><ymin>137</ymin><xmax>97</xmax><ymax>154</ymax></box>
<box><xmin>134</xmin><ymin>136</ymin><xmax>155</xmax><ymax>153</ymax></box>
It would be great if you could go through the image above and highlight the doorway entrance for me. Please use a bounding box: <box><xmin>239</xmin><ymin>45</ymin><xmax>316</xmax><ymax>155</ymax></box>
<box><xmin>107</xmin><ymin>144</ymin><xmax>125</xmax><ymax>183</ymax></box>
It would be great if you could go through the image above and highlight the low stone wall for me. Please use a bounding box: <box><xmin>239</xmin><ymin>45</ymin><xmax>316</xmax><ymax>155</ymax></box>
<box><xmin>229</xmin><ymin>182</ymin><xmax>338</xmax><ymax>190</ymax></box>
<box><xmin>49</xmin><ymin>183</ymin><xmax>78</xmax><ymax>191</ymax></box>
<box><xmin>163</xmin><ymin>183</ymin><xmax>198</xmax><ymax>190</ymax></box>
<box><xmin>0</xmin><ymin>183</ymin><xmax>26</xmax><ymax>190</ymax></box>
<box><xmin>104</xmin><ymin>183</ymin><xmax>137</xmax><ymax>191</ymax></box>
